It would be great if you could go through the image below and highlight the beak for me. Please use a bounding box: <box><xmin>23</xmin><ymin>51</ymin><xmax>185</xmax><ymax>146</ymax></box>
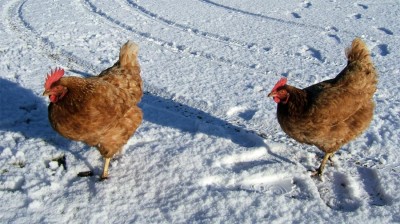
<box><xmin>43</xmin><ymin>90</ymin><xmax>50</xmax><ymax>96</ymax></box>
<box><xmin>267</xmin><ymin>91</ymin><xmax>276</xmax><ymax>98</ymax></box>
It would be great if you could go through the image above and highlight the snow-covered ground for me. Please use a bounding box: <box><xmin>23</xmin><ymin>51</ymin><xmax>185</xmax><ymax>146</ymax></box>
<box><xmin>0</xmin><ymin>0</ymin><xmax>399</xmax><ymax>223</ymax></box>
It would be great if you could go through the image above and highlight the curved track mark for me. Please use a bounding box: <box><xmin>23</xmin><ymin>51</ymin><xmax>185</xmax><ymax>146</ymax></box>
<box><xmin>125</xmin><ymin>0</ymin><xmax>257</xmax><ymax>49</ymax></box>
<box><xmin>4</xmin><ymin>0</ymin><xmax>98</xmax><ymax>72</ymax></box>
<box><xmin>83</xmin><ymin>0</ymin><xmax>260</xmax><ymax>70</ymax></box>
<box><xmin>198</xmin><ymin>0</ymin><xmax>355</xmax><ymax>36</ymax></box>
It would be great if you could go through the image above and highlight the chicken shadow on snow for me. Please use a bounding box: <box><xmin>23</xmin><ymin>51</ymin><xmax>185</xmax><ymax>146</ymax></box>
<box><xmin>0</xmin><ymin>78</ymin><xmax>95</xmax><ymax>172</ymax></box>
<box><xmin>70</xmin><ymin>69</ymin><xmax>267</xmax><ymax>148</ymax></box>
<box><xmin>0</xmin><ymin>78</ymin><xmax>61</xmax><ymax>141</ymax></box>
<box><xmin>0</xmin><ymin>77</ymin><xmax>259</xmax><ymax>150</ymax></box>
<box><xmin>140</xmin><ymin>92</ymin><xmax>265</xmax><ymax>148</ymax></box>
<box><xmin>140</xmin><ymin>91</ymin><xmax>295</xmax><ymax>164</ymax></box>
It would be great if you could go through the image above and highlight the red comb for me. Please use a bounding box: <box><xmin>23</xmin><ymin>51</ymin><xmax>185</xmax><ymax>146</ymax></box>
<box><xmin>45</xmin><ymin>68</ymin><xmax>64</xmax><ymax>90</ymax></box>
<box><xmin>271</xmin><ymin>78</ymin><xmax>287</xmax><ymax>92</ymax></box>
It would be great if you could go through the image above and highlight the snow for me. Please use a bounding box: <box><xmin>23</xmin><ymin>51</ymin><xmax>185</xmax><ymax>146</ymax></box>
<box><xmin>0</xmin><ymin>0</ymin><xmax>399</xmax><ymax>223</ymax></box>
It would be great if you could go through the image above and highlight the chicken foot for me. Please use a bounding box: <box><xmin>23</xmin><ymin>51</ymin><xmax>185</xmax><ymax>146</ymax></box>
<box><xmin>311</xmin><ymin>152</ymin><xmax>334</xmax><ymax>177</ymax></box>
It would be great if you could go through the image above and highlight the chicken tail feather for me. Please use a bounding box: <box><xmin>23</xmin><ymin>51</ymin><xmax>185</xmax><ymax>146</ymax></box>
<box><xmin>119</xmin><ymin>40</ymin><xmax>139</xmax><ymax>69</ymax></box>
<box><xmin>345</xmin><ymin>38</ymin><xmax>371</xmax><ymax>64</ymax></box>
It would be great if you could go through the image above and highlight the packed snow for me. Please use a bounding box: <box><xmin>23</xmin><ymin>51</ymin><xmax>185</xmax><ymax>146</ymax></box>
<box><xmin>0</xmin><ymin>0</ymin><xmax>399</xmax><ymax>223</ymax></box>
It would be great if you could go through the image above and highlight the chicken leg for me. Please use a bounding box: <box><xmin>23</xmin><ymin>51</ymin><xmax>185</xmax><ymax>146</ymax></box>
<box><xmin>101</xmin><ymin>157</ymin><xmax>111</xmax><ymax>180</ymax></box>
<box><xmin>311</xmin><ymin>152</ymin><xmax>334</xmax><ymax>176</ymax></box>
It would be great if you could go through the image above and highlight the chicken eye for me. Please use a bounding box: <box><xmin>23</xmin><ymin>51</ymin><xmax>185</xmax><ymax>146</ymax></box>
<box><xmin>56</xmin><ymin>86</ymin><xmax>64</xmax><ymax>91</ymax></box>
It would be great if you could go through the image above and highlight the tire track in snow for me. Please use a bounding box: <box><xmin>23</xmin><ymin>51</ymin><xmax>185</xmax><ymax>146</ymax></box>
<box><xmin>123</xmin><ymin>0</ymin><xmax>333</xmax><ymax>67</ymax></box>
<box><xmin>84</xmin><ymin>0</ymin><xmax>337</xmax><ymax>74</ymax></box>
<box><xmin>198</xmin><ymin>0</ymin><xmax>356</xmax><ymax>36</ymax></box>
<box><xmin>124</xmin><ymin>0</ymin><xmax>257</xmax><ymax>49</ymax></box>
<box><xmin>3</xmin><ymin>0</ymin><xmax>99</xmax><ymax>73</ymax></box>
<box><xmin>82</xmin><ymin>0</ymin><xmax>261</xmax><ymax>70</ymax></box>
<box><xmin>198</xmin><ymin>0</ymin><xmax>322</xmax><ymax>29</ymax></box>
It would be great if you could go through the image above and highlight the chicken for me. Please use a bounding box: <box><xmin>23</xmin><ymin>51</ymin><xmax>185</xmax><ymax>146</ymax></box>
<box><xmin>267</xmin><ymin>38</ymin><xmax>377</xmax><ymax>176</ymax></box>
<box><xmin>43</xmin><ymin>41</ymin><xmax>143</xmax><ymax>179</ymax></box>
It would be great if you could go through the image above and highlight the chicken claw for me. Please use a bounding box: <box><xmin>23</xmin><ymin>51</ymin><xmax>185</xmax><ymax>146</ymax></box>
<box><xmin>310</xmin><ymin>152</ymin><xmax>334</xmax><ymax>177</ymax></box>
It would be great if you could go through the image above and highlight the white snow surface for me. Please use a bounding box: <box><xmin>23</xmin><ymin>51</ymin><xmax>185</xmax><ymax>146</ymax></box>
<box><xmin>0</xmin><ymin>0</ymin><xmax>399</xmax><ymax>223</ymax></box>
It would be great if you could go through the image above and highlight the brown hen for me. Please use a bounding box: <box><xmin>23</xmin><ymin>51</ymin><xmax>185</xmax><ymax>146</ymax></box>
<box><xmin>268</xmin><ymin>38</ymin><xmax>377</xmax><ymax>176</ymax></box>
<box><xmin>43</xmin><ymin>41</ymin><xmax>143</xmax><ymax>179</ymax></box>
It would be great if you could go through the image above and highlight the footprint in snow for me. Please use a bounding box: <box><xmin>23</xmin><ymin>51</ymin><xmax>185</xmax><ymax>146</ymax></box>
<box><xmin>327</xmin><ymin>34</ymin><xmax>341</xmax><ymax>44</ymax></box>
<box><xmin>226</xmin><ymin>106</ymin><xmax>256</xmax><ymax>121</ymax></box>
<box><xmin>0</xmin><ymin>175</ymin><xmax>24</xmax><ymax>192</ymax></box>
<box><xmin>302</xmin><ymin>1</ymin><xmax>312</xmax><ymax>9</ymax></box>
<box><xmin>357</xmin><ymin>3</ymin><xmax>368</xmax><ymax>9</ymax></box>
<box><xmin>297</xmin><ymin>45</ymin><xmax>324</xmax><ymax>62</ymax></box>
<box><xmin>237</xmin><ymin>175</ymin><xmax>294</xmax><ymax>195</ymax></box>
<box><xmin>356</xmin><ymin>167</ymin><xmax>392</xmax><ymax>206</ymax></box>
<box><xmin>349</xmin><ymin>13</ymin><xmax>362</xmax><ymax>19</ymax></box>
<box><xmin>201</xmin><ymin>147</ymin><xmax>300</xmax><ymax>196</ymax></box>
<box><xmin>291</xmin><ymin>12</ymin><xmax>301</xmax><ymax>19</ymax></box>
<box><xmin>377</xmin><ymin>27</ymin><xmax>394</xmax><ymax>35</ymax></box>
<box><xmin>375</xmin><ymin>44</ymin><xmax>390</xmax><ymax>56</ymax></box>
<box><xmin>326</xmin><ymin>26</ymin><xmax>339</xmax><ymax>32</ymax></box>
<box><xmin>315</xmin><ymin>171</ymin><xmax>361</xmax><ymax>211</ymax></box>
<box><xmin>315</xmin><ymin>166</ymin><xmax>392</xmax><ymax>211</ymax></box>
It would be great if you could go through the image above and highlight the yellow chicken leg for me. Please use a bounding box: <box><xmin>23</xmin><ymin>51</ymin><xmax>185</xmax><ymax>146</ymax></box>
<box><xmin>101</xmin><ymin>157</ymin><xmax>111</xmax><ymax>180</ymax></box>
<box><xmin>312</xmin><ymin>152</ymin><xmax>334</xmax><ymax>176</ymax></box>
